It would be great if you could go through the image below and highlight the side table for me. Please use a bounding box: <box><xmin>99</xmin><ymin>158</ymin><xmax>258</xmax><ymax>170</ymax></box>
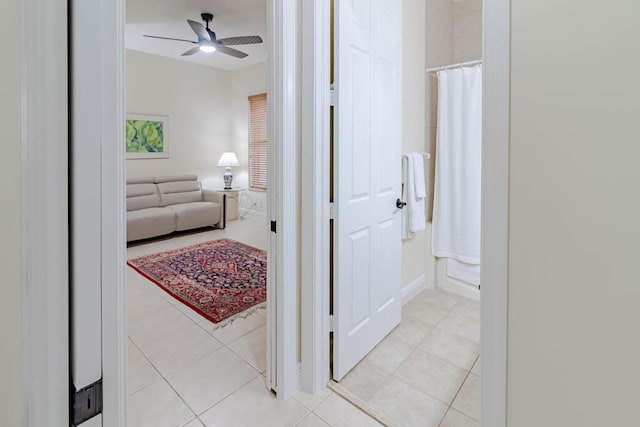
<box><xmin>212</xmin><ymin>187</ymin><xmax>246</xmax><ymax>229</ymax></box>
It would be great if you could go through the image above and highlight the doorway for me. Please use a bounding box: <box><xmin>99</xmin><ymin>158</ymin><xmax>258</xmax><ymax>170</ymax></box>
<box><xmin>121</xmin><ymin>4</ymin><xmax>271</xmax><ymax>423</ymax></box>
<box><xmin>301</xmin><ymin>0</ymin><xmax>509</xmax><ymax>426</ymax></box>
<box><xmin>67</xmin><ymin>0</ymin><xmax>301</xmax><ymax>425</ymax></box>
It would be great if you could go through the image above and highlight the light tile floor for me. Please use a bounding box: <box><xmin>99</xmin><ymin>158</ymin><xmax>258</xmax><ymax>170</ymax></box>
<box><xmin>126</xmin><ymin>217</ymin><xmax>381</xmax><ymax>427</ymax></box>
<box><xmin>333</xmin><ymin>289</ymin><xmax>481</xmax><ymax>427</ymax></box>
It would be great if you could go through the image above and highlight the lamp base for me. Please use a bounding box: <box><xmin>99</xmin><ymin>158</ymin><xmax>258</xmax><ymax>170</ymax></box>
<box><xmin>223</xmin><ymin>167</ymin><xmax>233</xmax><ymax>189</ymax></box>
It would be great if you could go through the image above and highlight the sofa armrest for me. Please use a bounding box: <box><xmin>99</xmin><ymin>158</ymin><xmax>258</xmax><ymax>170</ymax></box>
<box><xmin>202</xmin><ymin>189</ymin><xmax>223</xmax><ymax>204</ymax></box>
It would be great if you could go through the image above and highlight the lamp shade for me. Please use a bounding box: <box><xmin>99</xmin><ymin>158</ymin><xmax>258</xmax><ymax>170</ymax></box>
<box><xmin>217</xmin><ymin>152</ymin><xmax>240</xmax><ymax>167</ymax></box>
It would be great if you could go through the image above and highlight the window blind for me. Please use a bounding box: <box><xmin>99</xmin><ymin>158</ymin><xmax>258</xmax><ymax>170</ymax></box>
<box><xmin>248</xmin><ymin>93</ymin><xmax>268</xmax><ymax>191</ymax></box>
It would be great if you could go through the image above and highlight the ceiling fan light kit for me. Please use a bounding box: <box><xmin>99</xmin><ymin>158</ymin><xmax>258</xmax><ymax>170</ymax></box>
<box><xmin>143</xmin><ymin>12</ymin><xmax>263</xmax><ymax>59</ymax></box>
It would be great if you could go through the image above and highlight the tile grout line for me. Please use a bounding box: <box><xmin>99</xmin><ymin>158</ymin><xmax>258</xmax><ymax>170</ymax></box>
<box><xmin>129</xmin><ymin>308</ymin><xmax>265</xmax><ymax>420</ymax></box>
<box><xmin>128</xmin><ymin>336</ymin><xmax>201</xmax><ymax>421</ymax></box>
<box><xmin>192</xmin><ymin>367</ymin><xmax>263</xmax><ymax>419</ymax></box>
<box><xmin>131</xmin><ymin>321</ymin><xmax>267</xmax><ymax>417</ymax></box>
<box><xmin>296</xmin><ymin>391</ymin><xmax>335</xmax><ymax>426</ymax></box>
<box><xmin>439</xmin><ymin>354</ymin><xmax>480</xmax><ymax>426</ymax></box>
<box><xmin>333</xmin><ymin>290</ymin><xmax>479</xmax><ymax>426</ymax></box>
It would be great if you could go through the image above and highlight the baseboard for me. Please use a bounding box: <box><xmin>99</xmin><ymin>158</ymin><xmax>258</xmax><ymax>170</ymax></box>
<box><xmin>401</xmin><ymin>274</ymin><xmax>426</xmax><ymax>305</ymax></box>
<box><xmin>295</xmin><ymin>362</ymin><xmax>302</xmax><ymax>391</ymax></box>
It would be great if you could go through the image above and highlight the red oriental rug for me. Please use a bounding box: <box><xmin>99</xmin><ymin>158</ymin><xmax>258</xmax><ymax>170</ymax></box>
<box><xmin>127</xmin><ymin>239</ymin><xmax>267</xmax><ymax>324</ymax></box>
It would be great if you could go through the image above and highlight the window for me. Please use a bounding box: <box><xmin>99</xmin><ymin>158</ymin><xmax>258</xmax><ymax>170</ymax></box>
<box><xmin>248</xmin><ymin>93</ymin><xmax>268</xmax><ymax>191</ymax></box>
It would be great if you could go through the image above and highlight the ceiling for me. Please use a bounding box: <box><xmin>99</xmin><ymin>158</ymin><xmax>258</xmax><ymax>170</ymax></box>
<box><xmin>126</xmin><ymin>0</ymin><xmax>267</xmax><ymax>71</ymax></box>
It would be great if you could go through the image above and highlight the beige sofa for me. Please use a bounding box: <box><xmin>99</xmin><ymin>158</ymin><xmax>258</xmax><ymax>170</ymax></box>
<box><xmin>126</xmin><ymin>175</ymin><xmax>222</xmax><ymax>242</ymax></box>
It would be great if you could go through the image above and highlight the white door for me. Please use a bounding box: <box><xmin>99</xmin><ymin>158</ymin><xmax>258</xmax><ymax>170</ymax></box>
<box><xmin>333</xmin><ymin>0</ymin><xmax>403</xmax><ymax>380</ymax></box>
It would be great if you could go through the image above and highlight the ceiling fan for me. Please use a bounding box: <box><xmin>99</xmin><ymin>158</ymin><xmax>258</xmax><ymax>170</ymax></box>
<box><xmin>143</xmin><ymin>12</ymin><xmax>263</xmax><ymax>58</ymax></box>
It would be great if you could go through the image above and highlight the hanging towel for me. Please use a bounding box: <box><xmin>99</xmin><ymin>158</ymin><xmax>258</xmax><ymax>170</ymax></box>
<box><xmin>407</xmin><ymin>152</ymin><xmax>426</xmax><ymax>234</ymax></box>
<box><xmin>412</xmin><ymin>153</ymin><xmax>426</xmax><ymax>199</ymax></box>
<box><xmin>432</xmin><ymin>66</ymin><xmax>483</xmax><ymax>268</ymax></box>
<box><xmin>401</xmin><ymin>156</ymin><xmax>411</xmax><ymax>240</ymax></box>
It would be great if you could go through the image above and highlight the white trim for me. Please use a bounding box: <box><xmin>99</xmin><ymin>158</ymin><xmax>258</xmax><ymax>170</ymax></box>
<box><xmin>267</xmin><ymin>0</ymin><xmax>299</xmax><ymax>399</ymax></box>
<box><xmin>482</xmin><ymin>0</ymin><xmax>510</xmax><ymax>425</ymax></box>
<box><xmin>21</xmin><ymin>0</ymin><xmax>68</xmax><ymax>424</ymax></box>
<box><xmin>70</xmin><ymin>0</ymin><xmax>127</xmax><ymax>423</ymax></box>
<box><xmin>300</xmin><ymin>0</ymin><xmax>331</xmax><ymax>393</ymax></box>
<box><xmin>401</xmin><ymin>275</ymin><xmax>427</xmax><ymax>305</ymax></box>
<box><xmin>99</xmin><ymin>0</ymin><xmax>127</xmax><ymax>424</ymax></box>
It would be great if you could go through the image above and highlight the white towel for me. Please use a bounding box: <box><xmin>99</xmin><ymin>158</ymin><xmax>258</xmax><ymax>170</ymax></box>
<box><xmin>412</xmin><ymin>153</ymin><xmax>426</xmax><ymax>198</ymax></box>
<box><xmin>401</xmin><ymin>156</ymin><xmax>411</xmax><ymax>240</ymax></box>
<box><xmin>407</xmin><ymin>153</ymin><xmax>426</xmax><ymax>233</ymax></box>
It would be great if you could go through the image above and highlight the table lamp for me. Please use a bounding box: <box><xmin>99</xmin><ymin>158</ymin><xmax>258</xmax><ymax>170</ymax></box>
<box><xmin>217</xmin><ymin>152</ymin><xmax>240</xmax><ymax>189</ymax></box>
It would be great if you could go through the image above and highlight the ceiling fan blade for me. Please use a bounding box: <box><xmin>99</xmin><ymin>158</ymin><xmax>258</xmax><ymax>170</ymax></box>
<box><xmin>187</xmin><ymin>19</ymin><xmax>210</xmax><ymax>41</ymax></box>
<box><xmin>181</xmin><ymin>46</ymin><xmax>201</xmax><ymax>56</ymax></box>
<box><xmin>143</xmin><ymin>35</ymin><xmax>195</xmax><ymax>43</ymax></box>
<box><xmin>215</xmin><ymin>45</ymin><xmax>248</xmax><ymax>58</ymax></box>
<box><xmin>217</xmin><ymin>36</ymin><xmax>263</xmax><ymax>46</ymax></box>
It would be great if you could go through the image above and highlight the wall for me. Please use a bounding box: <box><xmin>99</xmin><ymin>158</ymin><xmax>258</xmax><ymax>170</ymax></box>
<box><xmin>401</xmin><ymin>0</ymin><xmax>433</xmax><ymax>293</ymax></box>
<box><xmin>425</xmin><ymin>0</ymin><xmax>454</xmax><ymax>216</ymax></box>
<box><xmin>508</xmin><ymin>1</ymin><xmax>640</xmax><ymax>425</ymax></box>
<box><xmin>126</xmin><ymin>50</ymin><xmax>269</xmax><ymax>215</ymax></box>
<box><xmin>231</xmin><ymin>61</ymin><xmax>268</xmax><ymax>216</ymax></box>
<box><xmin>0</xmin><ymin>0</ymin><xmax>23</xmax><ymax>425</ymax></box>
<box><xmin>452</xmin><ymin>0</ymin><xmax>482</xmax><ymax>63</ymax></box>
<box><xmin>126</xmin><ymin>50</ymin><xmax>233</xmax><ymax>189</ymax></box>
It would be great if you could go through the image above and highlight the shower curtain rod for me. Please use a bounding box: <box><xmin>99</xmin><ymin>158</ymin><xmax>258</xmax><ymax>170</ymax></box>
<box><xmin>425</xmin><ymin>59</ymin><xmax>482</xmax><ymax>73</ymax></box>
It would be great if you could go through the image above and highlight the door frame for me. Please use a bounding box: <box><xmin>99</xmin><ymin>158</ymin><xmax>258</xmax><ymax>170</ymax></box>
<box><xmin>300</xmin><ymin>0</ymin><xmax>332</xmax><ymax>393</ymax></box>
<box><xmin>20</xmin><ymin>0</ymin><xmax>300</xmax><ymax>423</ymax></box>
<box><xmin>19</xmin><ymin>0</ymin><xmax>69</xmax><ymax>424</ymax></box>
<box><xmin>266</xmin><ymin>0</ymin><xmax>300</xmax><ymax>399</ymax></box>
<box><xmin>299</xmin><ymin>0</ymin><xmax>510</xmax><ymax>426</ymax></box>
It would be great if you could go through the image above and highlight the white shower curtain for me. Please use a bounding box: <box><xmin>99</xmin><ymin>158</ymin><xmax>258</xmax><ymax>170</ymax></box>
<box><xmin>432</xmin><ymin>65</ymin><xmax>482</xmax><ymax>285</ymax></box>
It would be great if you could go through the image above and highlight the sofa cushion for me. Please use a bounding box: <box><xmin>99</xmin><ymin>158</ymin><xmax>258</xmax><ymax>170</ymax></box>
<box><xmin>126</xmin><ymin>183</ymin><xmax>161</xmax><ymax>211</ymax></box>
<box><xmin>154</xmin><ymin>174</ymin><xmax>198</xmax><ymax>184</ymax></box>
<box><xmin>126</xmin><ymin>208</ymin><xmax>176</xmax><ymax>241</ymax></box>
<box><xmin>165</xmin><ymin>202</ymin><xmax>221</xmax><ymax>231</ymax></box>
<box><xmin>157</xmin><ymin>180</ymin><xmax>203</xmax><ymax>206</ymax></box>
<box><xmin>127</xmin><ymin>177</ymin><xmax>154</xmax><ymax>185</ymax></box>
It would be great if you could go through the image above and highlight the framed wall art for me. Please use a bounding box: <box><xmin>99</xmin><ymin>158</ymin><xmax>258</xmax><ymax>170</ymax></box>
<box><xmin>125</xmin><ymin>114</ymin><xmax>169</xmax><ymax>159</ymax></box>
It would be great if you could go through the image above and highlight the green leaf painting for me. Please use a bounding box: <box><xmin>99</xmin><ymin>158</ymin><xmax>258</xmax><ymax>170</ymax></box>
<box><xmin>125</xmin><ymin>119</ymin><xmax>165</xmax><ymax>153</ymax></box>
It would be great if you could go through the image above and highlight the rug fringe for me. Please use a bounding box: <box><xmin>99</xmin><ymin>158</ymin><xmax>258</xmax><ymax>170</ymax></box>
<box><xmin>207</xmin><ymin>302</ymin><xmax>267</xmax><ymax>330</ymax></box>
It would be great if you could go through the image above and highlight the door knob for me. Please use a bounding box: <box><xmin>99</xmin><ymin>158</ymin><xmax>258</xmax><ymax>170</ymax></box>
<box><xmin>396</xmin><ymin>199</ymin><xmax>407</xmax><ymax>209</ymax></box>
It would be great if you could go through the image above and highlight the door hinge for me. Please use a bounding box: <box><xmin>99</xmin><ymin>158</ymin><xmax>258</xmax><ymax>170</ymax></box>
<box><xmin>329</xmin><ymin>202</ymin><xmax>336</xmax><ymax>220</ymax></box>
<box><xmin>329</xmin><ymin>84</ymin><xmax>336</xmax><ymax>107</ymax></box>
<box><xmin>72</xmin><ymin>379</ymin><xmax>103</xmax><ymax>426</ymax></box>
<box><xmin>270</xmin><ymin>220</ymin><xmax>277</xmax><ymax>233</ymax></box>
<box><xmin>329</xmin><ymin>314</ymin><xmax>335</xmax><ymax>333</ymax></box>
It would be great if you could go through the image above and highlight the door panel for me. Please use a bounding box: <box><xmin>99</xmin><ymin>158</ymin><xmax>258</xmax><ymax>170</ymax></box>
<box><xmin>333</xmin><ymin>0</ymin><xmax>403</xmax><ymax>381</ymax></box>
